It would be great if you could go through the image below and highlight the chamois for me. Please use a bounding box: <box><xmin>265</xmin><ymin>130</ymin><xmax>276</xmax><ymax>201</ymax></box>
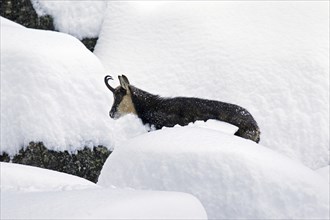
<box><xmin>105</xmin><ymin>75</ymin><xmax>260</xmax><ymax>143</ymax></box>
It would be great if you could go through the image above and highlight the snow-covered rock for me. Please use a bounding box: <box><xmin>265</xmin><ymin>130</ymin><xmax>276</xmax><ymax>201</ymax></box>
<box><xmin>0</xmin><ymin>162</ymin><xmax>97</xmax><ymax>192</ymax></box>
<box><xmin>0</xmin><ymin>19</ymin><xmax>149</xmax><ymax>155</ymax></box>
<box><xmin>0</xmin><ymin>21</ymin><xmax>110</xmax><ymax>153</ymax></box>
<box><xmin>0</xmin><ymin>162</ymin><xmax>207</xmax><ymax>219</ymax></box>
<box><xmin>94</xmin><ymin>1</ymin><xmax>329</xmax><ymax>169</ymax></box>
<box><xmin>98</xmin><ymin>127</ymin><xmax>329</xmax><ymax>219</ymax></box>
<box><xmin>31</xmin><ymin>0</ymin><xmax>108</xmax><ymax>40</ymax></box>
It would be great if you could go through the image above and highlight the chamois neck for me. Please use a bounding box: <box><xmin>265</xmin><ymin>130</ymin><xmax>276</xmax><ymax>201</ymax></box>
<box><xmin>129</xmin><ymin>86</ymin><xmax>161</xmax><ymax>113</ymax></box>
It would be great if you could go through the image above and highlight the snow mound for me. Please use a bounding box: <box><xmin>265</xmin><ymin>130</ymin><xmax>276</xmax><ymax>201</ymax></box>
<box><xmin>0</xmin><ymin>162</ymin><xmax>97</xmax><ymax>192</ymax></box>
<box><xmin>94</xmin><ymin>1</ymin><xmax>329</xmax><ymax>169</ymax></box>
<box><xmin>1</xmin><ymin>20</ymin><xmax>117</xmax><ymax>154</ymax></box>
<box><xmin>186</xmin><ymin>119</ymin><xmax>238</xmax><ymax>134</ymax></box>
<box><xmin>2</xmin><ymin>189</ymin><xmax>207</xmax><ymax>220</ymax></box>
<box><xmin>1</xmin><ymin>16</ymin><xmax>25</xmax><ymax>28</ymax></box>
<box><xmin>98</xmin><ymin>127</ymin><xmax>329</xmax><ymax>219</ymax></box>
<box><xmin>31</xmin><ymin>0</ymin><xmax>107</xmax><ymax>39</ymax></box>
<box><xmin>110</xmin><ymin>114</ymin><xmax>151</xmax><ymax>148</ymax></box>
<box><xmin>1</xmin><ymin>162</ymin><xmax>207</xmax><ymax>219</ymax></box>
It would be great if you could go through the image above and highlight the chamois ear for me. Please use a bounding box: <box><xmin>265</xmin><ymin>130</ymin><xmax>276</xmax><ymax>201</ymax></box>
<box><xmin>118</xmin><ymin>75</ymin><xmax>130</xmax><ymax>90</ymax></box>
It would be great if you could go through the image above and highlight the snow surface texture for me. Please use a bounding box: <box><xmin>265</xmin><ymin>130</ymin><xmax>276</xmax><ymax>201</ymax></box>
<box><xmin>1</xmin><ymin>17</ymin><xmax>25</xmax><ymax>28</ymax></box>
<box><xmin>94</xmin><ymin>1</ymin><xmax>329</xmax><ymax>169</ymax></box>
<box><xmin>187</xmin><ymin>119</ymin><xmax>238</xmax><ymax>134</ymax></box>
<box><xmin>2</xmin><ymin>189</ymin><xmax>206</xmax><ymax>220</ymax></box>
<box><xmin>31</xmin><ymin>0</ymin><xmax>107</xmax><ymax>39</ymax></box>
<box><xmin>1</xmin><ymin>162</ymin><xmax>97</xmax><ymax>192</ymax></box>
<box><xmin>1</xmin><ymin>162</ymin><xmax>207</xmax><ymax>219</ymax></box>
<box><xmin>316</xmin><ymin>165</ymin><xmax>330</xmax><ymax>183</ymax></box>
<box><xmin>0</xmin><ymin>19</ymin><xmax>150</xmax><ymax>154</ymax></box>
<box><xmin>98</xmin><ymin>127</ymin><xmax>330</xmax><ymax>219</ymax></box>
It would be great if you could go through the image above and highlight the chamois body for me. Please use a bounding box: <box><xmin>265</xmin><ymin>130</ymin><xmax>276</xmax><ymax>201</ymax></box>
<box><xmin>105</xmin><ymin>75</ymin><xmax>260</xmax><ymax>143</ymax></box>
<box><xmin>130</xmin><ymin>86</ymin><xmax>260</xmax><ymax>143</ymax></box>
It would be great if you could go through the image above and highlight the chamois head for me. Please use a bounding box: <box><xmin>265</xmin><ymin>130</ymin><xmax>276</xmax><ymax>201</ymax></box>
<box><xmin>104</xmin><ymin>75</ymin><xmax>137</xmax><ymax>119</ymax></box>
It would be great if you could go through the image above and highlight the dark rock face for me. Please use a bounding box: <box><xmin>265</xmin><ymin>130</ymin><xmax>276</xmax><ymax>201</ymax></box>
<box><xmin>1</xmin><ymin>0</ymin><xmax>98</xmax><ymax>51</ymax></box>
<box><xmin>1</xmin><ymin>0</ymin><xmax>54</xmax><ymax>30</ymax></box>
<box><xmin>81</xmin><ymin>37</ymin><xmax>98</xmax><ymax>52</ymax></box>
<box><xmin>0</xmin><ymin>142</ymin><xmax>111</xmax><ymax>183</ymax></box>
<box><xmin>0</xmin><ymin>152</ymin><xmax>10</xmax><ymax>162</ymax></box>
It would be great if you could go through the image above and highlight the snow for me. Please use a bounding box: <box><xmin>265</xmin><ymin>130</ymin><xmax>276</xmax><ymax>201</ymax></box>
<box><xmin>94</xmin><ymin>1</ymin><xmax>329</xmax><ymax>169</ymax></box>
<box><xmin>1</xmin><ymin>162</ymin><xmax>207</xmax><ymax>220</ymax></box>
<box><xmin>109</xmin><ymin>114</ymin><xmax>151</xmax><ymax>148</ymax></box>
<box><xmin>187</xmin><ymin>119</ymin><xmax>238</xmax><ymax>134</ymax></box>
<box><xmin>98</xmin><ymin>127</ymin><xmax>329</xmax><ymax>219</ymax></box>
<box><xmin>0</xmin><ymin>162</ymin><xmax>97</xmax><ymax>192</ymax></box>
<box><xmin>316</xmin><ymin>165</ymin><xmax>330</xmax><ymax>183</ymax></box>
<box><xmin>31</xmin><ymin>0</ymin><xmax>108</xmax><ymax>39</ymax></box>
<box><xmin>2</xmin><ymin>189</ymin><xmax>206</xmax><ymax>220</ymax></box>
<box><xmin>0</xmin><ymin>17</ymin><xmax>25</xmax><ymax>28</ymax></box>
<box><xmin>1</xmin><ymin>3</ymin><xmax>329</xmax><ymax>218</ymax></box>
<box><xmin>1</xmin><ymin>20</ymin><xmax>110</xmax><ymax>153</ymax></box>
<box><xmin>0</xmin><ymin>18</ymin><xmax>150</xmax><ymax>155</ymax></box>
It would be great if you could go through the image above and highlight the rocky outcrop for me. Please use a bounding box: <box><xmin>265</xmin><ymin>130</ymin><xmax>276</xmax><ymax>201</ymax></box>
<box><xmin>81</xmin><ymin>38</ymin><xmax>99</xmax><ymax>52</ymax></box>
<box><xmin>1</xmin><ymin>142</ymin><xmax>111</xmax><ymax>183</ymax></box>
<box><xmin>1</xmin><ymin>0</ymin><xmax>54</xmax><ymax>30</ymax></box>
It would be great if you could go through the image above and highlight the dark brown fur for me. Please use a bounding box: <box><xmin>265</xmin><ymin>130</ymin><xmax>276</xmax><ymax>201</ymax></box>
<box><xmin>105</xmin><ymin>75</ymin><xmax>260</xmax><ymax>143</ymax></box>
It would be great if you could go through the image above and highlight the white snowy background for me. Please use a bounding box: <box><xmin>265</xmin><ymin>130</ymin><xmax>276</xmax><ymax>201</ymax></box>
<box><xmin>94</xmin><ymin>1</ymin><xmax>329</xmax><ymax>170</ymax></box>
<box><xmin>1</xmin><ymin>1</ymin><xmax>329</xmax><ymax>219</ymax></box>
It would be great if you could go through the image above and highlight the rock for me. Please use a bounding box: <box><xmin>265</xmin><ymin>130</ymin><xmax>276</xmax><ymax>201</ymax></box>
<box><xmin>81</xmin><ymin>37</ymin><xmax>98</xmax><ymax>52</ymax></box>
<box><xmin>0</xmin><ymin>0</ymin><xmax>98</xmax><ymax>51</ymax></box>
<box><xmin>0</xmin><ymin>152</ymin><xmax>10</xmax><ymax>162</ymax></box>
<box><xmin>0</xmin><ymin>142</ymin><xmax>111</xmax><ymax>183</ymax></box>
<box><xmin>1</xmin><ymin>0</ymin><xmax>54</xmax><ymax>30</ymax></box>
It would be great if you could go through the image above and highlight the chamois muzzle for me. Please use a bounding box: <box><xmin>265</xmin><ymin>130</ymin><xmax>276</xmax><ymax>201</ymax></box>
<box><xmin>109</xmin><ymin>109</ymin><xmax>116</xmax><ymax>119</ymax></box>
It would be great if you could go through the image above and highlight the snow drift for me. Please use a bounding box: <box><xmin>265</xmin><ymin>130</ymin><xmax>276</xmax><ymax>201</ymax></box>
<box><xmin>0</xmin><ymin>19</ymin><xmax>114</xmax><ymax>154</ymax></box>
<box><xmin>2</xmin><ymin>189</ymin><xmax>207</xmax><ymax>220</ymax></box>
<box><xmin>31</xmin><ymin>0</ymin><xmax>107</xmax><ymax>39</ymax></box>
<box><xmin>1</xmin><ymin>162</ymin><xmax>207</xmax><ymax>219</ymax></box>
<box><xmin>1</xmin><ymin>16</ymin><xmax>25</xmax><ymax>28</ymax></box>
<box><xmin>0</xmin><ymin>18</ymin><xmax>152</xmax><ymax>154</ymax></box>
<box><xmin>94</xmin><ymin>1</ymin><xmax>329</xmax><ymax>169</ymax></box>
<box><xmin>98</xmin><ymin>127</ymin><xmax>329</xmax><ymax>219</ymax></box>
<box><xmin>0</xmin><ymin>162</ymin><xmax>97</xmax><ymax>192</ymax></box>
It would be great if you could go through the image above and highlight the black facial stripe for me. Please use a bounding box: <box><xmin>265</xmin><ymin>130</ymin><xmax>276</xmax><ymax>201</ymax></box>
<box><xmin>110</xmin><ymin>88</ymin><xmax>127</xmax><ymax>115</ymax></box>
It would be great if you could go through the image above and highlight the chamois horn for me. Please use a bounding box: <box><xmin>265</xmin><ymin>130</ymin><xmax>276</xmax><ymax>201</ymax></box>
<box><xmin>104</xmin><ymin>75</ymin><xmax>115</xmax><ymax>92</ymax></box>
